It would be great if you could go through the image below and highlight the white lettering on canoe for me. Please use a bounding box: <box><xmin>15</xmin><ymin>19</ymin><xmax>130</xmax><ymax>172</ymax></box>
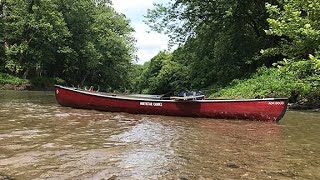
<box><xmin>139</xmin><ymin>102</ymin><xmax>162</xmax><ymax>107</ymax></box>
<box><xmin>268</xmin><ymin>101</ymin><xmax>284</xmax><ymax>105</ymax></box>
<box><xmin>153</xmin><ymin>102</ymin><xmax>162</xmax><ymax>107</ymax></box>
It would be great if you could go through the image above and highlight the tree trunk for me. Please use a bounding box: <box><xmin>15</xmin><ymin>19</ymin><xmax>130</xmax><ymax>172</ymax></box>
<box><xmin>81</xmin><ymin>71</ymin><xmax>90</xmax><ymax>86</ymax></box>
<box><xmin>23</xmin><ymin>69</ymin><xmax>29</xmax><ymax>79</ymax></box>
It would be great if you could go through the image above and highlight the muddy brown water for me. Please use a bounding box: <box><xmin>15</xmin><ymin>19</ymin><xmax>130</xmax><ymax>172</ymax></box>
<box><xmin>0</xmin><ymin>91</ymin><xmax>319</xmax><ymax>179</ymax></box>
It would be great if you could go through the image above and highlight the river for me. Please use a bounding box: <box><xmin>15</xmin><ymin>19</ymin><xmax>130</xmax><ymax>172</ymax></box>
<box><xmin>0</xmin><ymin>91</ymin><xmax>319</xmax><ymax>179</ymax></box>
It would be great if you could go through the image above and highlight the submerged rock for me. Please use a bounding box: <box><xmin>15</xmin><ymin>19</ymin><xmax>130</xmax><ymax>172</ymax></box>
<box><xmin>226</xmin><ymin>162</ymin><xmax>240</xmax><ymax>168</ymax></box>
<box><xmin>107</xmin><ymin>175</ymin><xmax>118</xmax><ymax>180</ymax></box>
<box><xmin>0</xmin><ymin>174</ymin><xmax>14</xmax><ymax>180</ymax></box>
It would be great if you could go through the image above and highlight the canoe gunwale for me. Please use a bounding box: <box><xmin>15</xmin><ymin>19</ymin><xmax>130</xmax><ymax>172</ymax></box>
<box><xmin>55</xmin><ymin>85</ymin><xmax>288</xmax><ymax>103</ymax></box>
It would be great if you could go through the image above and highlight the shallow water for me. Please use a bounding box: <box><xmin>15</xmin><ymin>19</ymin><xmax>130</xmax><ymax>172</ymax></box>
<box><xmin>0</xmin><ymin>91</ymin><xmax>319</xmax><ymax>179</ymax></box>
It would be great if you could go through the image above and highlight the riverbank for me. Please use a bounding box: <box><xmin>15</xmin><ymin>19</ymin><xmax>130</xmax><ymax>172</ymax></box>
<box><xmin>1</xmin><ymin>72</ymin><xmax>319</xmax><ymax>111</ymax></box>
<box><xmin>288</xmin><ymin>94</ymin><xmax>320</xmax><ymax>112</ymax></box>
<box><xmin>0</xmin><ymin>83</ymin><xmax>31</xmax><ymax>90</ymax></box>
<box><xmin>209</xmin><ymin>68</ymin><xmax>320</xmax><ymax>112</ymax></box>
<box><xmin>0</xmin><ymin>73</ymin><xmax>64</xmax><ymax>91</ymax></box>
<box><xmin>0</xmin><ymin>73</ymin><xmax>30</xmax><ymax>90</ymax></box>
<box><xmin>0</xmin><ymin>82</ymin><xmax>54</xmax><ymax>91</ymax></box>
<box><xmin>1</xmin><ymin>87</ymin><xmax>319</xmax><ymax>112</ymax></box>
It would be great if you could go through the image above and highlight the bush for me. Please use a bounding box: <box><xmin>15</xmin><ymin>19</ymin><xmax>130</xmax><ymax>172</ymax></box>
<box><xmin>29</xmin><ymin>77</ymin><xmax>66</xmax><ymax>90</ymax></box>
<box><xmin>0</xmin><ymin>73</ymin><xmax>30</xmax><ymax>85</ymax></box>
<box><xmin>211</xmin><ymin>67</ymin><xmax>313</xmax><ymax>99</ymax></box>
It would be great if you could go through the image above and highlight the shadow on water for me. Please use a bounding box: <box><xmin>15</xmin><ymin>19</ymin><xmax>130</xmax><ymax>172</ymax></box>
<box><xmin>279</xmin><ymin>111</ymin><xmax>320</xmax><ymax>179</ymax></box>
<box><xmin>0</xmin><ymin>91</ymin><xmax>319</xmax><ymax>179</ymax></box>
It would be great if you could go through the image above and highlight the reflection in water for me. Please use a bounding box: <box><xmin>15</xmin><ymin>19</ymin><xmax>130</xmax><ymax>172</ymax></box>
<box><xmin>0</xmin><ymin>91</ymin><xmax>319</xmax><ymax>179</ymax></box>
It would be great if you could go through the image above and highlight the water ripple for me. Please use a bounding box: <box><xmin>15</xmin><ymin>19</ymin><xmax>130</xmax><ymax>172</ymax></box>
<box><xmin>0</xmin><ymin>91</ymin><xmax>319</xmax><ymax>179</ymax></box>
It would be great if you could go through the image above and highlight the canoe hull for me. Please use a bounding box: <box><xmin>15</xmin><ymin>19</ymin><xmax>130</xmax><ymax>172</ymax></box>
<box><xmin>54</xmin><ymin>85</ymin><xmax>288</xmax><ymax>122</ymax></box>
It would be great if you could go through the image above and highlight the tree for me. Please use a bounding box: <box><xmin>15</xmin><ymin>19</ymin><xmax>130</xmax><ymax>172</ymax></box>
<box><xmin>56</xmin><ymin>0</ymin><xmax>135</xmax><ymax>89</ymax></box>
<box><xmin>264</xmin><ymin>0</ymin><xmax>320</xmax><ymax>60</ymax></box>
<box><xmin>3</xmin><ymin>0</ymin><xmax>70</xmax><ymax>78</ymax></box>
<box><xmin>0</xmin><ymin>0</ymin><xmax>136</xmax><ymax>91</ymax></box>
<box><xmin>0</xmin><ymin>0</ymin><xmax>5</xmax><ymax>71</ymax></box>
<box><xmin>128</xmin><ymin>63</ymin><xmax>146</xmax><ymax>93</ymax></box>
<box><xmin>263</xmin><ymin>0</ymin><xmax>320</xmax><ymax>93</ymax></box>
<box><xmin>145</xmin><ymin>0</ymin><xmax>279</xmax><ymax>89</ymax></box>
<box><xmin>89</xmin><ymin>4</ymin><xmax>136</xmax><ymax>90</ymax></box>
<box><xmin>138</xmin><ymin>51</ymin><xmax>190</xmax><ymax>94</ymax></box>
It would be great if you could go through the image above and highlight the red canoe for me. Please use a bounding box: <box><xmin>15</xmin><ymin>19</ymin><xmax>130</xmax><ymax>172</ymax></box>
<box><xmin>54</xmin><ymin>85</ymin><xmax>288</xmax><ymax>122</ymax></box>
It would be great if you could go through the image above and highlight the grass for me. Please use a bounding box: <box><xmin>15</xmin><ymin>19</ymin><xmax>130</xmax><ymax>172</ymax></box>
<box><xmin>0</xmin><ymin>73</ymin><xmax>30</xmax><ymax>85</ymax></box>
<box><xmin>210</xmin><ymin>67</ymin><xmax>316</xmax><ymax>99</ymax></box>
<box><xmin>0</xmin><ymin>72</ymin><xmax>65</xmax><ymax>90</ymax></box>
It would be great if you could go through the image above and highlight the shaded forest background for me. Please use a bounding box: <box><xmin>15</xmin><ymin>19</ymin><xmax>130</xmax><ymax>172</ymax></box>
<box><xmin>0</xmin><ymin>0</ymin><xmax>319</xmax><ymax>106</ymax></box>
<box><xmin>0</xmin><ymin>0</ymin><xmax>135</xmax><ymax>90</ymax></box>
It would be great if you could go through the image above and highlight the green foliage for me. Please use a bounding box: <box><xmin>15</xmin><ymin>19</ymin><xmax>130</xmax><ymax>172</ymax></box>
<box><xmin>2</xmin><ymin>0</ymin><xmax>71</xmax><ymax>78</ymax></box>
<box><xmin>277</xmin><ymin>54</ymin><xmax>320</xmax><ymax>92</ymax></box>
<box><xmin>0</xmin><ymin>0</ymin><xmax>135</xmax><ymax>90</ymax></box>
<box><xmin>263</xmin><ymin>0</ymin><xmax>320</xmax><ymax>60</ymax></box>
<box><xmin>0</xmin><ymin>2</ymin><xmax>4</xmax><ymax>71</ymax></box>
<box><xmin>141</xmin><ymin>0</ymin><xmax>319</xmax><ymax>103</ymax></box>
<box><xmin>136</xmin><ymin>51</ymin><xmax>190</xmax><ymax>94</ymax></box>
<box><xmin>0</xmin><ymin>73</ymin><xmax>29</xmax><ymax>85</ymax></box>
<box><xmin>208</xmin><ymin>0</ymin><xmax>320</xmax><ymax>102</ymax></box>
<box><xmin>146</xmin><ymin>0</ymin><xmax>279</xmax><ymax>89</ymax></box>
<box><xmin>211</xmin><ymin>67</ymin><xmax>310</xmax><ymax>98</ymax></box>
<box><xmin>127</xmin><ymin>64</ymin><xmax>146</xmax><ymax>93</ymax></box>
<box><xmin>1</xmin><ymin>0</ymin><xmax>319</xmax><ymax>102</ymax></box>
<box><xmin>261</xmin><ymin>0</ymin><xmax>320</xmax><ymax>99</ymax></box>
<box><xmin>29</xmin><ymin>76</ymin><xmax>65</xmax><ymax>90</ymax></box>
